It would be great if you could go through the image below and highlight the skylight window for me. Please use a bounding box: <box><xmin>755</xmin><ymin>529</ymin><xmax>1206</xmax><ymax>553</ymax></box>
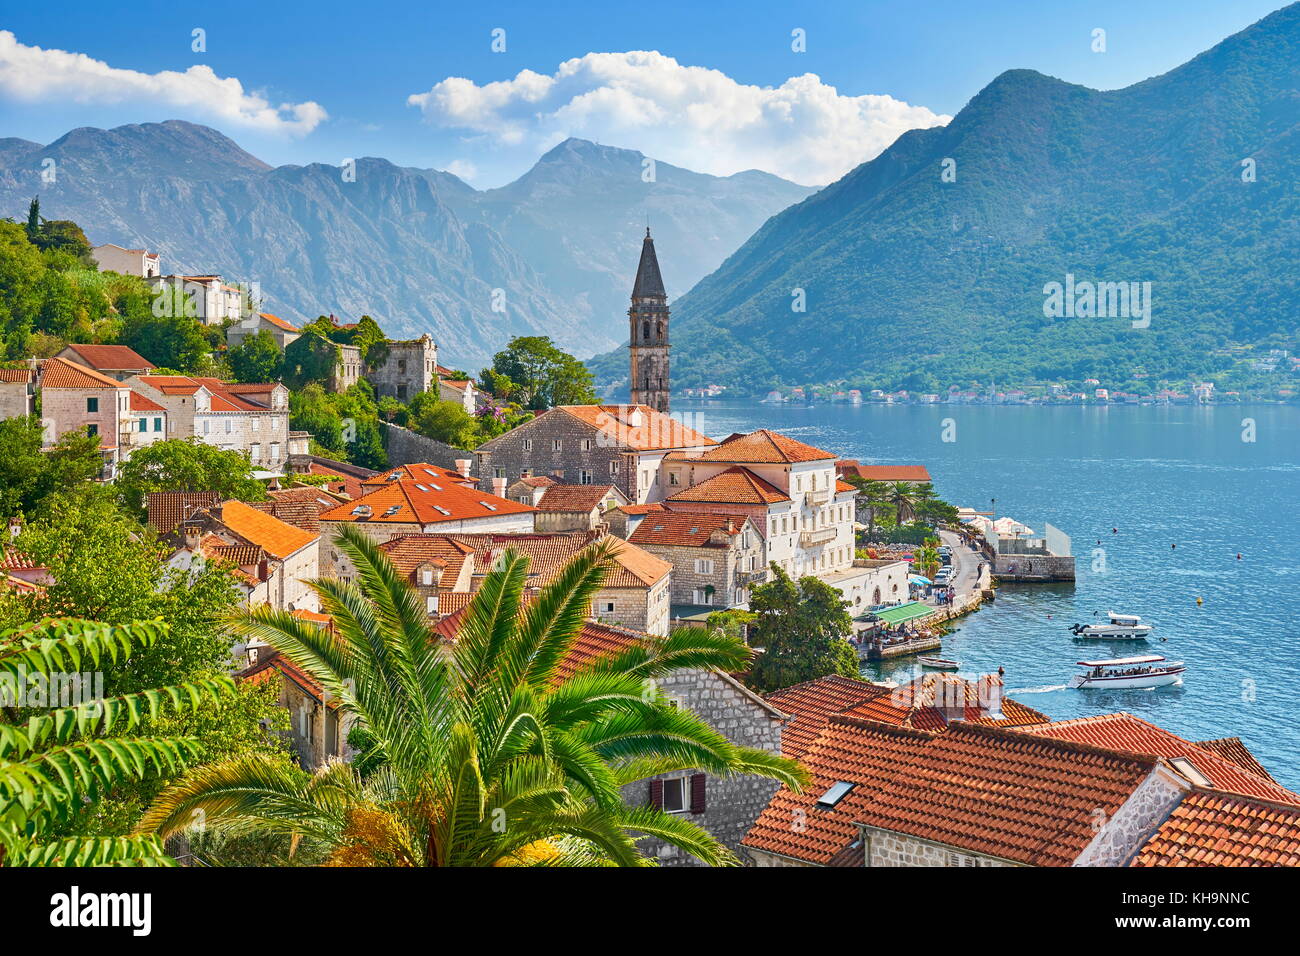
<box><xmin>433</xmin><ymin>505</ymin><xmax>451</xmax><ymax>516</ymax></box>
<box><xmin>480</xmin><ymin>501</ymin><xmax>497</xmax><ymax>511</ymax></box>
<box><xmin>415</xmin><ymin>484</ymin><xmax>429</xmax><ymax>491</ymax></box>
<box><xmin>430</xmin><ymin>483</ymin><xmax>442</xmax><ymax>491</ymax></box>
<box><xmin>383</xmin><ymin>506</ymin><xmax>400</xmax><ymax>516</ymax></box>
<box><xmin>816</xmin><ymin>781</ymin><xmax>855</xmax><ymax>809</ymax></box>
<box><xmin>1168</xmin><ymin>757</ymin><xmax>1212</xmax><ymax>788</ymax></box>
<box><xmin>423</xmin><ymin>468</ymin><xmax>436</xmax><ymax>476</ymax></box>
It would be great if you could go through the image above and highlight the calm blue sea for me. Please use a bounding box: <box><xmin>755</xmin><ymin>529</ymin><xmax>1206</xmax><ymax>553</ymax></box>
<box><xmin>680</xmin><ymin>400</ymin><xmax>1300</xmax><ymax>789</ymax></box>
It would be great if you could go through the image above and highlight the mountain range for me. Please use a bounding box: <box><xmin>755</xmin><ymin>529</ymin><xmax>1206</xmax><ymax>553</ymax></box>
<box><xmin>0</xmin><ymin>123</ymin><xmax>811</xmax><ymax>369</ymax></box>
<box><xmin>591</xmin><ymin>3</ymin><xmax>1300</xmax><ymax>394</ymax></box>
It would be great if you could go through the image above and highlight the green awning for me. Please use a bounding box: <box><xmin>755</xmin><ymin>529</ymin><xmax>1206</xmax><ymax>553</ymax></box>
<box><xmin>871</xmin><ymin>602</ymin><xmax>934</xmax><ymax>626</ymax></box>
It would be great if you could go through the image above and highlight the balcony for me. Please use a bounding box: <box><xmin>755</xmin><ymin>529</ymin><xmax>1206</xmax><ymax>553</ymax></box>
<box><xmin>804</xmin><ymin>489</ymin><xmax>831</xmax><ymax>508</ymax></box>
<box><xmin>735</xmin><ymin>568</ymin><xmax>770</xmax><ymax>587</ymax></box>
<box><xmin>800</xmin><ymin>527</ymin><xmax>838</xmax><ymax>548</ymax></box>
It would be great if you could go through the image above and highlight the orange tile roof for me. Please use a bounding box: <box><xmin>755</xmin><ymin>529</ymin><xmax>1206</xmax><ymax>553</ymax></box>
<box><xmin>744</xmin><ymin>717</ymin><xmax>1156</xmax><ymax>867</ymax></box>
<box><xmin>1196</xmin><ymin>737</ymin><xmax>1279</xmax><ymax>783</ymax></box>
<box><xmin>40</xmin><ymin>357</ymin><xmax>123</xmax><ymax>389</ymax></box>
<box><xmin>837</xmin><ymin>461</ymin><xmax>932</xmax><ymax>482</ymax></box>
<box><xmin>136</xmin><ymin>375</ymin><xmax>276</xmax><ymax>412</ymax></box>
<box><xmin>843</xmin><ymin>673</ymin><xmax>1049</xmax><ymax>732</ymax></box>
<box><xmin>307</xmin><ymin>461</ymin><xmax>370</xmax><ymax>499</ymax></box>
<box><xmin>696</xmin><ymin>428</ymin><xmax>834</xmax><ymax>464</ymax></box>
<box><xmin>518</xmin><ymin>475</ymin><xmax>557</xmax><ymax>489</ymax></box>
<box><xmin>129</xmin><ymin>391</ymin><xmax>165</xmax><ymax>412</ymax></box>
<box><xmin>536</xmin><ymin>484</ymin><xmax>619</xmax><ymax>513</ymax></box>
<box><xmin>667</xmin><ymin>466</ymin><xmax>789</xmax><ymax>505</ymax></box>
<box><xmin>628</xmin><ymin>510</ymin><xmax>748</xmax><ymax>548</ymax></box>
<box><xmin>145</xmin><ymin>491</ymin><xmax>222</xmax><ymax>533</ymax></box>
<box><xmin>219</xmin><ymin>499</ymin><xmax>318</xmax><ymax>559</ymax></box>
<box><xmin>555</xmin><ymin>404</ymin><xmax>716</xmax><ymax>452</ymax></box>
<box><xmin>361</xmin><ymin>463</ymin><xmax>476</xmax><ymax>487</ymax></box>
<box><xmin>764</xmin><ymin>675</ymin><xmax>892</xmax><ymax>761</ymax></box>
<box><xmin>63</xmin><ymin>344</ymin><xmax>154</xmax><ymax>371</ymax></box>
<box><xmin>0</xmin><ymin>368</ymin><xmax>34</xmax><ymax>383</ymax></box>
<box><xmin>835</xmin><ymin>478</ymin><xmax>856</xmax><ymax>493</ymax></box>
<box><xmin>448</xmin><ymin>530</ymin><xmax>667</xmax><ymax>589</ymax></box>
<box><xmin>1022</xmin><ymin>713</ymin><xmax>1298</xmax><ymax>805</ymax></box>
<box><xmin>258</xmin><ymin>312</ymin><xmax>299</xmax><ymax>332</ymax></box>
<box><xmin>617</xmin><ymin>502</ymin><xmax>667</xmax><ymax>516</ymax></box>
<box><xmin>602</xmin><ymin>536</ymin><xmax>672</xmax><ymax>588</ymax></box>
<box><xmin>379</xmin><ymin>535</ymin><xmax>477</xmax><ymax>582</ymax></box>
<box><xmin>249</xmin><ymin>499</ymin><xmax>325</xmax><ymax>534</ymax></box>
<box><xmin>1131</xmin><ymin>789</ymin><xmax>1300</xmax><ymax>867</ymax></box>
<box><xmin>238</xmin><ymin>650</ymin><xmax>334</xmax><ymax>705</ymax></box>
<box><xmin>320</xmin><ymin>478</ymin><xmax>535</xmax><ymax>526</ymax></box>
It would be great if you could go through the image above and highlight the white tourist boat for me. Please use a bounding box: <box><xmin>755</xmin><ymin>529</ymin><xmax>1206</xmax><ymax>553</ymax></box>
<box><xmin>1068</xmin><ymin>655</ymin><xmax>1186</xmax><ymax>689</ymax></box>
<box><xmin>1069</xmin><ymin>612</ymin><xmax>1153</xmax><ymax>640</ymax></box>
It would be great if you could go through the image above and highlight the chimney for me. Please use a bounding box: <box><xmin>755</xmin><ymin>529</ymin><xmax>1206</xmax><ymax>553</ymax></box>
<box><xmin>8</xmin><ymin>516</ymin><xmax>21</xmax><ymax>539</ymax></box>
<box><xmin>182</xmin><ymin>523</ymin><xmax>201</xmax><ymax>551</ymax></box>
<box><xmin>492</xmin><ymin>477</ymin><xmax>507</xmax><ymax>498</ymax></box>
<box><xmin>455</xmin><ymin>458</ymin><xmax>472</xmax><ymax>478</ymax></box>
<box><xmin>627</xmin><ymin>407</ymin><xmax>645</xmax><ymax>428</ymax></box>
<box><xmin>258</xmin><ymin>558</ymin><xmax>270</xmax><ymax>582</ymax></box>
<box><xmin>977</xmin><ymin>674</ymin><xmax>1004</xmax><ymax>720</ymax></box>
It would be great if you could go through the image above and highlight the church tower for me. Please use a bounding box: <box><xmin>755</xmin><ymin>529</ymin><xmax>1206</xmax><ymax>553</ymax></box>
<box><xmin>628</xmin><ymin>228</ymin><xmax>670</xmax><ymax>413</ymax></box>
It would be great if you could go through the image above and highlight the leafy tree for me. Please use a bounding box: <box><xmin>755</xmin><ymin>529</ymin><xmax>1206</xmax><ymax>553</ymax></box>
<box><xmin>408</xmin><ymin>393</ymin><xmax>479</xmax><ymax>449</ymax></box>
<box><xmin>289</xmin><ymin>382</ymin><xmax>386</xmax><ymax>470</ymax></box>
<box><xmin>120</xmin><ymin>306</ymin><xmax>210</xmax><ymax>373</ymax></box>
<box><xmin>747</xmin><ymin>565</ymin><xmax>858</xmax><ymax>693</ymax></box>
<box><xmin>139</xmin><ymin>527</ymin><xmax>805</xmax><ymax>866</ymax></box>
<box><xmin>281</xmin><ymin>330</ymin><xmax>340</xmax><ymax>389</ymax></box>
<box><xmin>228</xmin><ymin>329</ymin><xmax>284</xmax><ymax>383</ymax></box>
<box><xmin>485</xmin><ymin>335</ymin><xmax>596</xmax><ymax>410</ymax></box>
<box><xmin>0</xmin><ymin>417</ymin><xmax>104</xmax><ymax>519</ymax></box>
<box><xmin>0</xmin><ymin>617</ymin><xmax>235</xmax><ymax>866</ymax></box>
<box><xmin>886</xmin><ymin>481</ymin><xmax>919</xmax><ymax>525</ymax></box>
<box><xmin>115</xmin><ymin>438</ymin><xmax>267</xmax><ymax>518</ymax></box>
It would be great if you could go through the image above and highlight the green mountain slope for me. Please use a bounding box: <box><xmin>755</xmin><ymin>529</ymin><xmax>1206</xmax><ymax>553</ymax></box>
<box><xmin>594</xmin><ymin>4</ymin><xmax>1300</xmax><ymax>394</ymax></box>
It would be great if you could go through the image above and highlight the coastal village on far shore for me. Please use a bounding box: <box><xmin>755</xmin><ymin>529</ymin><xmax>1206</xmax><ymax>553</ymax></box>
<box><xmin>3</xmin><ymin>224</ymin><xmax>1298</xmax><ymax>871</ymax></box>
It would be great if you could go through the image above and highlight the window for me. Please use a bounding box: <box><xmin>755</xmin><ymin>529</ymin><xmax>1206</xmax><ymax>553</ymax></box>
<box><xmin>661</xmin><ymin>777</ymin><xmax>686</xmax><ymax>813</ymax></box>
<box><xmin>578</xmin><ymin>469</ymin><xmax>593</xmax><ymax>485</ymax></box>
<box><xmin>252</xmin><ymin>418</ymin><xmax>260</xmax><ymax>432</ymax></box>
<box><xmin>250</xmin><ymin>444</ymin><xmax>261</xmax><ymax>461</ymax></box>
<box><xmin>598</xmin><ymin>600</ymin><xmax>615</xmax><ymax>613</ymax></box>
<box><xmin>225</xmin><ymin>419</ymin><xmax>232</xmax><ymax>433</ymax></box>
<box><xmin>421</xmin><ymin>569</ymin><xmax>434</xmax><ymax>586</ymax></box>
<box><xmin>138</xmin><ymin>418</ymin><xmax>147</xmax><ymax>432</ymax></box>
<box><xmin>523</xmin><ymin>439</ymin><xmax>532</xmax><ymax>451</ymax></box>
<box><xmin>668</xmin><ymin>471</ymin><xmax>680</xmax><ymax>485</ymax></box>
<box><xmin>582</xmin><ymin>438</ymin><xmax>594</xmax><ymax>451</ymax></box>
<box><xmin>609</xmin><ymin>461</ymin><xmax>619</xmax><ymax>476</ymax></box>
<box><xmin>694</xmin><ymin>558</ymin><xmax>714</xmax><ymax>575</ymax></box>
<box><xmin>86</xmin><ymin>424</ymin><xmax>98</xmax><ymax>437</ymax></box>
<box><xmin>153</xmin><ymin>418</ymin><xmax>162</xmax><ymax>432</ymax></box>
<box><xmin>552</xmin><ymin>440</ymin><xmax>562</xmax><ymax>451</ymax></box>
<box><xmin>692</xmin><ymin>589</ymin><xmax>713</xmax><ymax>606</ymax></box>
<box><xmin>269</xmin><ymin>442</ymin><xmax>280</xmax><ymax>461</ymax></box>
<box><xmin>816</xmin><ymin>781</ymin><xmax>855</xmax><ymax>809</ymax></box>
<box><xmin>494</xmin><ymin>468</ymin><xmax>505</xmax><ymax>478</ymax></box>
<box><xmin>426</xmin><ymin>595</ymin><xmax>438</xmax><ymax>615</ymax></box>
<box><xmin>203</xmin><ymin>419</ymin><xmax>211</xmax><ymax>435</ymax></box>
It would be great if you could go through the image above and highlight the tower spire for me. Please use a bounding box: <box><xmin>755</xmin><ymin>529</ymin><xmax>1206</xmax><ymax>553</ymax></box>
<box><xmin>628</xmin><ymin>228</ymin><xmax>670</xmax><ymax>413</ymax></box>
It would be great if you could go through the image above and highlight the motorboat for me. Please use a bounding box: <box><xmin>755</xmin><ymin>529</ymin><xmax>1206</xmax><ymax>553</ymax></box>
<box><xmin>918</xmin><ymin>657</ymin><xmax>961</xmax><ymax>671</ymax></box>
<box><xmin>1069</xmin><ymin>612</ymin><xmax>1153</xmax><ymax>640</ymax></box>
<box><xmin>1068</xmin><ymin>655</ymin><xmax>1185</xmax><ymax>689</ymax></box>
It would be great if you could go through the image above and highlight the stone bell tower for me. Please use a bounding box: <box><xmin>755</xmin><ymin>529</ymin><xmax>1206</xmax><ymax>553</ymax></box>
<box><xmin>628</xmin><ymin>228</ymin><xmax>670</xmax><ymax>413</ymax></box>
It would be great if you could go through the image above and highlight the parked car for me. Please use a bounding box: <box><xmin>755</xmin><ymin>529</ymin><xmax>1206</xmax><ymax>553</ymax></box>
<box><xmin>934</xmin><ymin>567</ymin><xmax>954</xmax><ymax>585</ymax></box>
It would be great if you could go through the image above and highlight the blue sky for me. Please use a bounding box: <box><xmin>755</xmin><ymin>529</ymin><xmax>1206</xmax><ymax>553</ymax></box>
<box><xmin>0</xmin><ymin>0</ymin><xmax>1289</xmax><ymax>186</ymax></box>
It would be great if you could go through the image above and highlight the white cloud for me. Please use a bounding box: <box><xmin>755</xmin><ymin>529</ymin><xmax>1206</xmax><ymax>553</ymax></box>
<box><xmin>407</xmin><ymin>51</ymin><xmax>949</xmax><ymax>185</ymax></box>
<box><xmin>444</xmin><ymin>159</ymin><xmax>478</xmax><ymax>182</ymax></box>
<box><xmin>0</xmin><ymin>31</ymin><xmax>326</xmax><ymax>136</ymax></box>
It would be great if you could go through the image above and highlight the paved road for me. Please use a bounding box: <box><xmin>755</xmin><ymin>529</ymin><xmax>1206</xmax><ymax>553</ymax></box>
<box><xmin>939</xmin><ymin>529</ymin><xmax>984</xmax><ymax>597</ymax></box>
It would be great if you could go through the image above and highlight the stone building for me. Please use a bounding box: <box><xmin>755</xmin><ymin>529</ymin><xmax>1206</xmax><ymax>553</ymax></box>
<box><xmin>239</xmin><ymin>644</ymin><xmax>353</xmax><ymax>770</ymax></box>
<box><xmin>627</xmin><ymin>510</ymin><xmax>766</xmax><ymax>612</ymax></box>
<box><xmin>532</xmin><ymin>483</ymin><xmax>628</xmax><ymax>532</ymax></box>
<box><xmin>628</xmin><ymin>228</ymin><xmax>671</xmax><ymax>413</ymax></box>
<box><xmin>55</xmin><ymin>344</ymin><xmax>155</xmax><ymax>381</ymax></box>
<box><xmin>0</xmin><ymin>367</ymin><xmax>35</xmax><ymax>420</ymax></box>
<box><xmin>327</xmin><ymin>334</ymin><xmax>437</xmax><ymax>401</ymax></box>
<box><xmin>474</xmin><ymin>404</ymin><xmax>716</xmax><ymax>505</ymax></box>
<box><xmin>226</xmin><ymin>312</ymin><xmax>301</xmax><ymax>350</ymax></box>
<box><xmin>38</xmin><ymin>357</ymin><xmax>134</xmax><ymax>477</ymax></box>
<box><xmin>90</xmin><ymin>243</ymin><xmax>160</xmax><ymax>278</ymax></box>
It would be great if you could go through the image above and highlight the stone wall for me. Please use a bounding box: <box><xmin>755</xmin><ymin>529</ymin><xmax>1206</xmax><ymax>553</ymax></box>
<box><xmin>993</xmin><ymin>553</ymin><xmax>1076</xmax><ymax>581</ymax></box>
<box><xmin>367</xmin><ymin>336</ymin><xmax>436</xmax><ymax>401</ymax></box>
<box><xmin>863</xmin><ymin>828</ymin><xmax>1017</xmax><ymax>867</ymax></box>
<box><xmin>0</xmin><ymin>381</ymin><xmax>33</xmax><ymax>420</ymax></box>
<box><xmin>621</xmin><ymin>668</ymin><xmax>784</xmax><ymax>866</ymax></box>
<box><xmin>380</xmin><ymin>422</ymin><xmax>472</xmax><ymax>471</ymax></box>
<box><xmin>476</xmin><ymin>412</ymin><xmax>630</xmax><ymax>499</ymax></box>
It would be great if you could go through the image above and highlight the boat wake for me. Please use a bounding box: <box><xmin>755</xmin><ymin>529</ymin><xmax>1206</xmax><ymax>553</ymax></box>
<box><xmin>1007</xmin><ymin>684</ymin><xmax>1069</xmax><ymax>694</ymax></box>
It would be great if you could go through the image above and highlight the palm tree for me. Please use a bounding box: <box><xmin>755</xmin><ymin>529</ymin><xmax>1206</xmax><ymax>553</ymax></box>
<box><xmin>0</xmin><ymin>617</ymin><xmax>235</xmax><ymax>866</ymax></box>
<box><xmin>138</xmin><ymin>526</ymin><xmax>805</xmax><ymax>866</ymax></box>
<box><xmin>887</xmin><ymin>481</ymin><xmax>919</xmax><ymax>527</ymax></box>
<box><xmin>915</xmin><ymin>546</ymin><xmax>941</xmax><ymax>583</ymax></box>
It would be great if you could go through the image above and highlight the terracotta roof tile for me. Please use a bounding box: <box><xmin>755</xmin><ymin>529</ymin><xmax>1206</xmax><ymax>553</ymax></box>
<box><xmin>843</xmin><ymin>673</ymin><xmax>1050</xmax><ymax>732</ymax></box>
<box><xmin>379</xmin><ymin>535</ymin><xmax>477</xmax><ymax>583</ymax></box>
<box><xmin>248</xmin><ymin>499</ymin><xmax>324</xmax><ymax>534</ymax></box>
<box><xmin>1195</xmin><ymin>737</ymin><xmax>1279</xmax><ymax>784</ymax></box>
<box><xmin>696</xmin><ymin>428</ymin><xmax>834</xmax><ymax>464</ymax></box>
<box><xmin>765</xmin><ymin>675</ymin><xmax>892</xmax><ymax>760</ymax></box>
<box><xmin>553</xmin><ymin>405</ymin><xmax>716</xmax><ymax>452</ymax></box>
<box><xmin>536</xmin><ymin>484</ymin><xmax>620</xmax><ymax>513</ymax></box>
<box><xmin>219</xmin><ymin>499</ymin><xmax>318</xmax><ymax>559</ymax></box>
<box><xmin>1023</xmin><ymin>713</ymin><xmax>1298</xmax><ymax>805</ymax></box>
<box><xmin>667</xmin><ymin>466</ymin><xmax>790</xmax><ymax>505</ymax></box>
<box><xmin>1131</xmin><ymin>789</ymin><xmax>1300</xmax><ymax>867</ymax></box>
<box><xmin>837</xmin><ymin>461</ymin><xmax>932</xmax><ymax>482</ymax></box>
<box><xmin>745</xmin><ymin>717</ymin><xmax>1156</xmax><ymax>867</ymax></box>
<box><xmin>361</xmin><ymin>463</ymin><xmax>476</xmax><ymax>487</ymax></box>
<box><xmin>62</xmin><ymin>344</ymin><xmax>154</xmax><ymax>371</ymax></box>
<box><xmin>40</xmin><ymin>357</ymin><xmax>123</xmax><ymax>389</ymax></box>
<box><xmin>129</xmin><ymin>391</ymin><xmax>165</xmax><ymax>412</ymax></box>
<box><xmin>0</xmin><ymin>368</ymin><xmax>34</xmax><ymax>383</ymax></box>
<box><xmin>146</xmin><ymin>491</ymin><xmax>222</xmax><ymax>534</ymax></box>
<box><xmin>320</xmin><ymin>478</ymin><xmax>535</xmax><ymax>526</ymax></box>
<box><xmin>258</xmin><ymin>312</ymin><xmax>299</xmax><ymax>332</ymax></box>
<box><xmin>629</xmin><ymin>510</ymin><xmax>748</xmax><ymax>548</ymax></box>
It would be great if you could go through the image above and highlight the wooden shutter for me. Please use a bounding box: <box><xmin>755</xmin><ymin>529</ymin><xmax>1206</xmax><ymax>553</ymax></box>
<box><xmin>689</xmin><ymin>773</ymin><xmax>707</xmax><ymax>814</ymax></box>
<box><xmin>648</xmin><ymin>778</ymin><xmax>664</xmax><ymax>809</ymax></box>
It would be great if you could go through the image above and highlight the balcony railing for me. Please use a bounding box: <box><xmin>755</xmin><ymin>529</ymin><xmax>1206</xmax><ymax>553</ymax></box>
<box><xmin>804</xmin><ymin>489</ymin><xmax>831</xmax><ymax>508</ymax></box>
<box><xmin>799</xmin><ymin>527</ymin><xmax>838</xmax><ymax>548</ymax></box>
<box><xmin>735</xmin><ymin>568</ymin><xmax>770</xmax><ymax>587</ymax></box>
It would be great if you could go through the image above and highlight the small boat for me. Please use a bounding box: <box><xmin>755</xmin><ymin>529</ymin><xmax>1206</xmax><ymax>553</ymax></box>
<box><xmin>918</xmin><ymin>657</ymin><xmax>961</xmax><ymax>671</ymax></box>
<box><xmin>1068</xmin><ymin>655</ymin><xmax>1185</xmax><ymax>689</ymax></box>
<box><xmin>1070</xmin><ymin>612</ymin><xmax>1153</xmax><ymax>640</ymax></box>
